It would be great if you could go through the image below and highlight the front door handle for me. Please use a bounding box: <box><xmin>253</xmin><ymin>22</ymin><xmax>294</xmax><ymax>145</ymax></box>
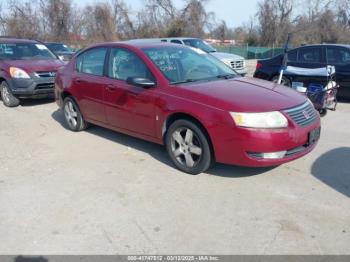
<box><xmin>106</xmin><ymin>84</ymin><xmax>117</xmax><ymax>91</ymax></box>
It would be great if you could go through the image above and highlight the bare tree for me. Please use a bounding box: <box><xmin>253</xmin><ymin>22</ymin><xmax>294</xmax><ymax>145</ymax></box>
<box><xmin>5</xmin><ymin>0</ymin><xmax>41</xmax><ymax>39</ymax></box>
<box><xmin>111</xmin><ymin>0</ymin><xmax>135</xmax><ymax>39</ymax></box>
<box><xmin>257</xmin><ymin>0</ymin><xmax>294</xmax><ymax>46</ymax></box>
<box><xmin>179</xmin><ymin>0</ymin><xmax>211</xmax><ymax>37</ymax></box>
<box><xmin>41</xmin><ymin>0</ymin><xmax>72</xmax><ymax>42</ymax></box>
<box><xmin>83</xmin><ymin>2</ymin><xmax>118</xmax><ymax>43</ymax></box>
<box><xmin>135</xmin><ymin>0</ymin><xmax>177</xmax><ymax>37</ymax></box>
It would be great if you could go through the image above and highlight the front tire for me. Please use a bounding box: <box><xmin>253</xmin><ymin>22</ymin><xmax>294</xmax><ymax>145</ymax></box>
<box><xmin>63</xmin><ymin>97</ymin><xmax>87</xmax><ymax>131</ymax></box>
<box><xmin>165</xmin><ymin>119</ymin><xmax>212</xmax><ymax>175</ymax></box>
<box><xmin>1</xmin><ymin>82</ymin><xmax>20</xmax><ymax>107</ymax></box>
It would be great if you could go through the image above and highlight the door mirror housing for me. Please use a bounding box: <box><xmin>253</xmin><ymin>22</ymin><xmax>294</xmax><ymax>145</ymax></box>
<box><xmin>126</xmin><ymin>77</ymin><xmax>156</xmax><ymax>88</ymax></box>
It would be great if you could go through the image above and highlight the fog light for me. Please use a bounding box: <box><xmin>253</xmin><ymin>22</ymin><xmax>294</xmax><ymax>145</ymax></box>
<box><xmin>249</xmin><ymin>151</ymin><xmax>287</xmax><ymax>159</ymax></box>
<box><xmin>262</xmin><ymin>151</ymin><xmax>287</xmax><ymax>159</ymax></box>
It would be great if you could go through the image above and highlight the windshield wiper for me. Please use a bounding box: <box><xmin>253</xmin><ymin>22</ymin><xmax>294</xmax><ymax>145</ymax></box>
<box><xmin>215</xmin><ymin>74</ymin><xmax>236</xmax><ymax>79</ymax></box>
<box><xmin>170</xmin><ymin>79</ymin><xmax>197</xmax><ymax>85</ymax></box>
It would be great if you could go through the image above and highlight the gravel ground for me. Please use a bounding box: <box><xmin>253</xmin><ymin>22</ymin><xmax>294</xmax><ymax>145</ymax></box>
<box><xmin>0</xmin><ymin>65</ymin><xmax>349</xmax><ymax>254</ymax></box>
<box><xmin>246</xmin><ymin>59</ymin><xmax>258</xmax><ymax>76</ymax></box>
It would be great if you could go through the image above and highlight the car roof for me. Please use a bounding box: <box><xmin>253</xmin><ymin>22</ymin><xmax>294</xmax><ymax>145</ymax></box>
<box><xmin>0</xmin><ymin>37</ymin><xmax>38</xmax><ymax>44</ymax></box>
<box><xmin>128</xmin><ymin>37</ymin><xmax>198</xmax><ymax>43</ymax></box>
<box><xmin>293</xmin><ymin>43</ymin><xmax>350</xmax><ymax>49</ymax></box>
<box><xmin>45</xmin><ymin>42</ymin><xmax>65</xmax><ymax>45</ymax></box>
<box><xmin>89</xmin><ymin>41</ymin><xmax>187</xmax><ymax>50</ymax></box>
<box><xmin>160</xmin><ymin>37</ymin><xmax>199</xmax><ymax>40</ymax></box>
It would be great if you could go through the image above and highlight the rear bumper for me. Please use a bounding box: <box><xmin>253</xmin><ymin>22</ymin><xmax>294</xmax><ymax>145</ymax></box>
<box><xmin>8</xmin><ymin>77</ymin><xmax>55</xmax><ymax>98</ymax></box>
<box><xmin>253</xmin><ymin>70</ymin><xmax>271</xmax><ymax>80</ymax></box>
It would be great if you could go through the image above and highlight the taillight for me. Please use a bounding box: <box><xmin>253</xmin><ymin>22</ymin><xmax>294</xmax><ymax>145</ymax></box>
<box><xmin>256</xmin><ymin>62</ymin><xmax>262</xmax><ymax>70</ymax></box>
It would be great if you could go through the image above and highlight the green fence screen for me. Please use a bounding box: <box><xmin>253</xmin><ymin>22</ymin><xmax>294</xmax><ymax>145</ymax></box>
<box><xmin>214</xmin><ymin>45</ymin><xmax>285</xmax><ymax>60</ymax></box>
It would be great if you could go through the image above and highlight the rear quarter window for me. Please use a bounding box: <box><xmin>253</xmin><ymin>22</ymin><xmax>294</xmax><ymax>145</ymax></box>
<box><xmin>298</xmin><ymin>47</ymin><xmax>322</xmax><ymax>63</ymax></box>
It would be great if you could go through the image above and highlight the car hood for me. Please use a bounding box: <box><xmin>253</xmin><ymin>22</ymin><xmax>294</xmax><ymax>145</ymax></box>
<box><xmin>173</xmin><ymin>77</ymin><xmax>307</xmax><ymax>112</ymax></box>
<box><xmin>3</xmin><ymin>59</ymin><xmax>65</xmax><ymax>74</ymax></box>
<box><xmin>211</xmin><ymin>52</ymin><xmax>244</xmax><ymax>61</ymax></box>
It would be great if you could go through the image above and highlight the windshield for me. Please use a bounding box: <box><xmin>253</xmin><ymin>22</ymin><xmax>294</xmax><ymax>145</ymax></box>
<box><xmin>143</xmin><ymin>46</ymin><xmax>236</xmax><ymax>84</ymax></box>
<box><xmin>46</xmin><ymin>43</ymin><xmax>71</xmax><ymax>52</ymax></box>
<box><xmin>0</xmin><ymin>43</ymin><xmax>57</xmax><ymax>60</ymax></box>
<box><xmin>183</xmin><ymin>39</ymin><xmax>216</xmax><ymax>53</ymax></box>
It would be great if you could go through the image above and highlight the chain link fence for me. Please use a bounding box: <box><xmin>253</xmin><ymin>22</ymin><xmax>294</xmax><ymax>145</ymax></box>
<box><xmin>213</xmin><ymin>45</ymin><xmax>284</xmax><ymax>60</ymax></box>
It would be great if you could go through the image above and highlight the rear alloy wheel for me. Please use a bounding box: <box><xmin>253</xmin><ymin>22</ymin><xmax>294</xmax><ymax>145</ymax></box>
<box><xmin>166</xmin><ymin>119</ymin><xmax>212</xmax><ymax>175</ymax></box>
<box><xmin>271</xmin><ymin>75</ymin><xmax>291</xmax><ymax>87</ymax></box>
<box><xmin>1</xmin><ymin>82</ymin><xmax>20</xmax><ymax>107</ymax></box>
<box><xmin>63</xmin><ymin>97</ymin><xmax>87</xmax><ymax>131</ymax></box>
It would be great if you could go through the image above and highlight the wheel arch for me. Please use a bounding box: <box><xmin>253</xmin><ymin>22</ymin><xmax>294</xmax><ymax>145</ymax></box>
<box><xmin>162</xmin><ymin>112</ymin><xmax>216</xmax><ymax>161</ymax></box>
<box><xmin>61</xmin><ymin>91</ymin><xmax>87</xmax><ymax>121</ymax></box>
<box><xmin>270</xmin><ymin>73</ymin><xmax>291</xmax><ymax>82</ymax></box>
<box><xmin>61</xmin><ymin>90</ymin><xmax>73</xmax><ymax>101</ymax></box>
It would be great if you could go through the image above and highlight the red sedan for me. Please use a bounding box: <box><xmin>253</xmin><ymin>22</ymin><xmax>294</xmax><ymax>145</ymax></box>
<box><xmin>55</xmin><ymin>42</ymin><xmax>321</xmax><ymax>174</ymax></box>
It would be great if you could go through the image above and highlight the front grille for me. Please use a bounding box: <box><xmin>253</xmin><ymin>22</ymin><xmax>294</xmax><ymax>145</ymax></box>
<box><xmin>230</xmin><ymin>60</ymin><xmax>244</xmax><ymax>70</ymax></box>
<box><xmin>283</xmin><ymin>101</ymin><xmax>318</xmax><ymax>127</ymax></box>
<box><xmin>34</xmin><ymin>71</ymin><xmax>56</xmax><ymax>78</ymax></box>
<box><xmin>35</xmin><ymin>83</ymin><xmax>55</xmax><ymax>90</ymax></box>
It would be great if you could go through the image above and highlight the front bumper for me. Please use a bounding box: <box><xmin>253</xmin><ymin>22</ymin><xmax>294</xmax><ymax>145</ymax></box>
<box><xmin>210</xmin><ymin>112</ymin><xmax>321</xmax><ymax>167</ymax></box>
<box><xmin>234</xmin><ymin>67</ymin><xmax>248</xmax><ymax>76</ymax></box>
<box><xmin>8</xmin><ymin>77</ymin><xmax>55</xmax><ymax>98</ymax></box>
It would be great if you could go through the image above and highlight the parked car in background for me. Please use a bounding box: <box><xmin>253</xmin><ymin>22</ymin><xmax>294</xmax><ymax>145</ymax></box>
<box><xmin>0</xmin><ymin>38</ymin><xmax>64</xmax><ymax>107</ymax></box>
<box><xmin>45</xmin><ymin>42</ymin><xmax>75</xmax><ymax>61</ymax></box>
<box><xmin>55</xmin><ymin>42</ymin><xmax>320</xmax><ymax>174</ymax></box>
<box><xmin>254</xmin><ymin>44</ymin><xmax>350</xmax><ymax>99</ymax></box>
<box><xmin>128</xmin><ymin>37</ymin><xmax>248</xmax><ymax>76</ymax></box>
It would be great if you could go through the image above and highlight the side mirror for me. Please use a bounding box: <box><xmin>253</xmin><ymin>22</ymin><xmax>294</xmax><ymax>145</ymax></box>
<box><xmin>126</xmin><ymin>77</ymin><xmax>156</xmax><ymax>88</ymax></box>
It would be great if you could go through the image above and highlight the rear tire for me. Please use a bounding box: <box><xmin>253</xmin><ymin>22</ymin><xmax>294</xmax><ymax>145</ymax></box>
<box><xmin>271</xmin><ymin>75</ymin><xmax>291</xmax><ymax>87</ymax></box>
<box><xmin>319</xmin><ymin>109</ymin><xmax>327</xmax><ymax>117</ymax></box>
<box><xmin>165</xmin><ymin>119</ymin><xmax>212</xmax><ymax>175</ymax></box>
<box><xmin>63</xmin><ymin>97</ymin><xmax>87</xmax><ymax>131</ymax></box>
<box><xmin>1</xmin><ymin>82</ymin><xmax>20</xmax><ymax>107</ymax></box>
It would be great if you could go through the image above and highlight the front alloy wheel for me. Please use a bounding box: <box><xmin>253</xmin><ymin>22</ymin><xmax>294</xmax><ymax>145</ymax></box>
<box><xmin>166</xmin><ymin>119</ymin><xmax>212</xmax><ymax>175</ymax></box>
<box><xmin>171</xmin><ymin>127</ymin><xmax>203</xmax><ymax>168</ymax></box>
<box><xmin>1</xmin><ymin>82</ymin><xmax>20</xmax><ymax>107</ymax></box>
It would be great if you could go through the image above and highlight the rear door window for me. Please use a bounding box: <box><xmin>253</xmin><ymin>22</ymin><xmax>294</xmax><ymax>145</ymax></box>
<box><xmin>76</xmin><ymin>47</ymin><xmax>107</xmax><ymax>76</ymax></box>
<box><xmin>298</xmin><ymin>47</ymin><xmax>322</xmax><ymax>63</ymax></box>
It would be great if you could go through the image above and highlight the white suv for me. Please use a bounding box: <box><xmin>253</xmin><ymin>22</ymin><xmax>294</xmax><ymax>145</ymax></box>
<box><xmin>140</xmin><ymin>37</ymin><xmax>247</xmax><ymax>76</ymax></box>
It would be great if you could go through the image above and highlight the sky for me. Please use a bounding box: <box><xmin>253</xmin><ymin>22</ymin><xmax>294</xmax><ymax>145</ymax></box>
<box><xmin>75</xmin><ymin>0</ymin><xmax>261</xmax><ymax>28</ymax></box>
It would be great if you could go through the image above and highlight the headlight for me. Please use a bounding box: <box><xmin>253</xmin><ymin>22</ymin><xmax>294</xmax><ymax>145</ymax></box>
<box><xmin>230</xmin><ymin>111</ymin><xmax>288</xmax><ymax>129</ymax></box>
<box><xmin>9</xmin><ymin>67</ymin><xmax>30</xmax><ymax>79</ymax></box>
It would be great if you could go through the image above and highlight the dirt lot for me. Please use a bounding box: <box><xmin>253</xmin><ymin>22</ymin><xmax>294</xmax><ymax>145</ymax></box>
<box><xmin>0</xmin><ymin>66</ymin><xmax>349</xmax><ymax>254</ymax></box>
